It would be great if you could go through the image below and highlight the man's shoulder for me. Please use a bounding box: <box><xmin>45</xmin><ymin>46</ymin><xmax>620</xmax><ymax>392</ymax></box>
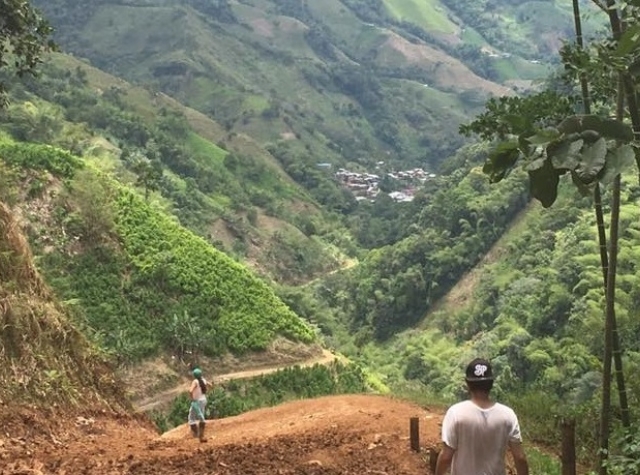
<box><xmin>445</xmin><ymin>400</ymin><xmax>474</xmax><ymax>414</ymax></box>
<box><xmin>445</xmin><ymin>400</ymin><xmax>518</xmax><ymax>415</ymax></box>
<box><xmin>493</xmin><ymin>402</ymin><xmax>516</xmax><ymax>412</ymax></box>
<box><xmin>493</xmin><ymin>402</ymin><xmax>519</xmax><ymax>418</ymax></box>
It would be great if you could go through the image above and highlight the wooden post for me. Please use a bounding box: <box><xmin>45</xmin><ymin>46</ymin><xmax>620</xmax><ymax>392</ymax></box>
<box><xmin>561</xmin><ymin>418</ymin><xmax>576</xmax><ymax>475</ymax></box>
<box><xmin>429</xmin><ymin>447</ymin><xmax>440</xmax><ymax>473</ymax></box>
<box><xmin>410</xmin><ymin>417</ymin><xmax>420</xmax><ymax>452</ymax></box>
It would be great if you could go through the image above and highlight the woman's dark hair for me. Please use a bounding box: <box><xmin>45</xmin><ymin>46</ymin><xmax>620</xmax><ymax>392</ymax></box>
<box><xmin>196</xmin><ymin>375</ymin><xmax>207</xmax><ymax>394</ymax></box>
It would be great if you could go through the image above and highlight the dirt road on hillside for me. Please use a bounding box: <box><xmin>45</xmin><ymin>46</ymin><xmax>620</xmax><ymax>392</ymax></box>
<box><xmin>135</xmin><ymin>349</ymin><xmax>340</xmax><ymax>413</ymax></box>
<box><xmin>1</xmin><ymin>395</ymin><xmax>442</xmax><ymax>475</ymax></box>
<box><xmin>418</xmin><ymin>201</ymin><xmax>537</xmax><ymax>327</ymax></box>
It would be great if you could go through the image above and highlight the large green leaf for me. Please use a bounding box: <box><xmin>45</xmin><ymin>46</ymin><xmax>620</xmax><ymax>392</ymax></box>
<box><xmin>525</xmin><ymin>128</ymin><xmax>561</xmax><ymax>146</ymax></box>
<box><xmin>557</xmin><ymin>115</ymin><xmax>634</xmax><ymax>143</ymax></box>
<box><xmin>548</xmin><ymin>138</ymin><xmax>584</xmax><ymax>171</ymax></box>
<box><xmin>502</xmin><ymin>113</ymin><xmax>529</xmax><ymax>134</ymax></box>
<box><xmin>615</xmin><ymin>23</ymin><xmax>640</xmax><ymax>57</ymax></box>
<box><xmin>630</xmin><ymin>58</ymin><xmax>640</xmax><ymax>78</ymax></box>
<box><xmin>598</xmin><ymin>144</ymin><xmax>637</xmax><ymax>184</ymax></box>
<box><xmin>483</xmin><ymin>140</ymin><xmax>520</xmax><ymax>183</ymax></box>
<box><xmin>571</xmin><ymin>170</ymin><xmax>597</xmax><ymax>197</ymax></box>
<box><xmin>528</xmin><ymin>158</ymin><xmax>560</xmax><ymax>208</ymax></box>
<box><xmin>574</xmin><ymin>137</ymin><xmax>607</xmax><ymax>184</ymax></box>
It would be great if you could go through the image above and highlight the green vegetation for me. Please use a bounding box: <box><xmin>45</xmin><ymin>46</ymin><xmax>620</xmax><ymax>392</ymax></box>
<box><xmin>439</xmin><ymin>0</ymin><xmax>598</xmax><ymax>60</ymax></box>
<box><xmin>0</xmin><ymin>135</ymin><xmax>315</xmax><ymax>363</ymax></box>
<box><xmin>152</xmin><ymin>361</ymin><xmax>368</xmax><ymax>432</ymax></box>
<box><xmin>33</xmin><ymin>0</ymin><xmax>574</xmax><ymax>178</ymax></box>
<box><xmin>0</xmin><ymin>141</ymin><xmax>81</xmax><ymax>179</ymax></box>
<box><xmin>0</xmin><ymin>53</ymin><xmax>348</xmax><ymax>285</ymax></box>
<box><xmin>295</xmin><ymin>149</ymin><xmax>530</xmax><ymax>343</ymax></box>
<box><xmin>0</xmin><ymin>0</ymin><xmax>54</xmax><ymax>104</ymax></box>
<box><xmin>0</xmin><ymin>193</ymin><xmax>127</xmax><ymax>410</ymax></box>
<box><xmin>114</xmin><ymin>188</ymin><xmax>315</xmax><ymax>352</ymax></box>
<box><xmin>3</xmin><ymin>1</ymin><xmax>638</xmax><ymax>472</ymax></box>
<box><xmin>383</xmin><ymin>0</ymin><xmax>455</xmax><ymax>34</ymax></box>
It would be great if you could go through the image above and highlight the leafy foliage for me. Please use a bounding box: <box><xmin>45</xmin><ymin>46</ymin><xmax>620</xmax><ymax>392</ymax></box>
<box><xmin>0</xmin><ymin>56</ymin><xmax>348</xmax><ymax>285</ymax></box>
<box><xmin>312</xmin><ymin>149</ymin><xmax>530</xmax><ymax>341</ymax></box>
<box><xmin>387</xmin><ymin>180</ymin><xmax>640</xmax><ymax>457</ymax></box>
<box><xmin>459</xmin><ymin>90</ymin><xmax>576</xmax><ymax>141</ymax></box>
<box><xmin>463</xmin><ymin>91</ymin><xmax>637</xmax><ymax>207</ymax></box>
<box><xmin>604</xmin><ymin>425</ymin><xmax>640</xmax><ymax>474</ymax></box>
<box><xmin>0</xmin><ymin>0</ymin><xmax>55</xmax><ymax>105</ymax></box>
<box><xmin>0</xmin><ymin>199</ymin><xmax>127</xmax><ymax>410</ymax></box>
<box><xmin>112</xmin><ymin>188</ymin><xmax>315</xmax><ymax>354</ymax></box>
<box><xmin>0</xmin><ymin>141</ymin><xmax>81</xmax><ymax>178</ymax></box>
<box><xmin>0</xmin><ymin>137</ymin><xmax>315</xmax><ymax>362</ymax></box>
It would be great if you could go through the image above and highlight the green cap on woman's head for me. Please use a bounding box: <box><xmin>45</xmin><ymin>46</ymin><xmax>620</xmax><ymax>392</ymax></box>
<box><xmin>193</xmin><ymin>368</ymin><xmax>202</xmax><ymax>378</ymax></box>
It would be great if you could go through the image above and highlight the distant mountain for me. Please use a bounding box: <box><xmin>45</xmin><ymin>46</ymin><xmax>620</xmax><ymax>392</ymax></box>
<box><xmin>35</xmin><ymin>0</ymin><xmax>576</xmax><ymax>181</ymax></box>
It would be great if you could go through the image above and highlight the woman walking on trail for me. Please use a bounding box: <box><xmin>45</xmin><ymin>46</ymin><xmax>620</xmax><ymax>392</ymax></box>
<box><xmin>188</xmin><ymin>367</ymin><xmax>208</xmax><ymax>442</ymax></box>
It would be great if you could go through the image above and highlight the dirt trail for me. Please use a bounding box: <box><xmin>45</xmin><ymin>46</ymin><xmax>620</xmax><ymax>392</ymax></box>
<box><xmin>302</xmin><ymin>257</ymin><xmax>358</xmax><ymax>288</ymax></box>
<box><xmin>134</xmin><ymin>349</ymin><xmax>340</xmax><ymax>413</ymax></box>
<box><xmin>2</xmin><ymin>395</ymin><xmax>442</xmax><ymax>475</ymax></box>
<box><xmin>418</xmin><ymin>201</ymin><xmax>536</xmax><ymax>328</ymax></box>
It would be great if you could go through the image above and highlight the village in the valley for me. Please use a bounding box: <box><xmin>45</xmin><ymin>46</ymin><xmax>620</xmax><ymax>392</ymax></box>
<box><xmin>331</xmin><ymin>162</ymin><xmax>437</xmax><ymax>203</ymax></box>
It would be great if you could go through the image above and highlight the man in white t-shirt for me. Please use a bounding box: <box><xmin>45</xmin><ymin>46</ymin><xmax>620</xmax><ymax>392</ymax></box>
<box><xmin>435</xmin><ymin>358</ymin><xmax>529</xmax><ymax>475</ymax></box>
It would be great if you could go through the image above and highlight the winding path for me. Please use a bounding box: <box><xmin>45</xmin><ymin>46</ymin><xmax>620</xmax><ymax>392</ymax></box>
<box><xmin>417</xmin><ymin>201</ymin><xmax>536</xmax><ymax>328</ymax></box>
<box><xmin>134</xmin><ymin>349</ymin><xmax>339</xmax><ymax>413</ymax></box>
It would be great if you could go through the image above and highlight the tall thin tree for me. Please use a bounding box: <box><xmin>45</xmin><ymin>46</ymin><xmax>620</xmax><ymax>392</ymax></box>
<box><xmin>572</xmin><ymin>0</ymin><xmax>631</xmax><ymax>433</ymax></box>
<box><xmin>598</xmin><ymin>80</ymin><xmax>625</xmax><ymax>475</ymax></box>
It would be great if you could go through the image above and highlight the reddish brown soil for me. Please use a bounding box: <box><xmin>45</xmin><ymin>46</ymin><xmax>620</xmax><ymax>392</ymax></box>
<box><xmin>0</xmin><ymin>395</ymin><xmax>443</xmax><ymax>475</ymax></box>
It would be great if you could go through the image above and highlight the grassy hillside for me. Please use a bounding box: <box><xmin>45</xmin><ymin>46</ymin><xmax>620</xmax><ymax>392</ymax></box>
<box><xmin>0</xmin><ymin>52</ymin><xmax>353</xmax><ymax>285</ymax></box>
<box><xmin>384</xmin><ymin>0</ymin><xmax>455</xmax><ymax>34</ymax></box>
<box><xmin>0</xmin><ymin>134</ymin><xmax>315</xmax><ymax>365</ymax></box>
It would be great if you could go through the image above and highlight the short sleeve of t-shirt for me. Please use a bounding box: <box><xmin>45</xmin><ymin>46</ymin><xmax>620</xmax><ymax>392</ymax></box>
<box><xmin>441</xmin><ymin>407</ymin><xmax>458</xmax><ymax>449</ymax></box>
<box><xmin>508</xmin><ymin>409</ymin><xmax>522</xmax><ymax>443</ymax></box>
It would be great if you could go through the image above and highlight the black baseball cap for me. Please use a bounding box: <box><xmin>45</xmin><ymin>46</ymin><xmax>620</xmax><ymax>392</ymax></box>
<box><xmin>465</xmin><ymin>358</ymin><xmax>494</xmax><ymax>382</ymax></box>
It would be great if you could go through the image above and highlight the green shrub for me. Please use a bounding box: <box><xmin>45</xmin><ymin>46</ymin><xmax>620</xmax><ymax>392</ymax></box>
<box><xmin>0</xmin><ymin>142</ymin><xmax>82</xmax><ymax>178</ymax></box>
<box><xmin>114</xmin><ymin>189</ymin><xmax>315</xmax><ymax>354</ymax></box>
<box><xmin>40</xmin><ymin>179</ymin><xmax>315</xmax><ymax>362</ymax></box>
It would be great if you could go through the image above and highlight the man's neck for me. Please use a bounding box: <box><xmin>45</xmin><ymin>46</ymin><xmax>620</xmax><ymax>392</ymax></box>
<box><xmin>470</xmin><ymin>391</ymin><xmax>494</xmax><ymax>409</ymax></box>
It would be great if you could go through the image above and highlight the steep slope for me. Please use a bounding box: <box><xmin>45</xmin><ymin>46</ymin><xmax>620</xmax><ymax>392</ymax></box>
<box><xmin>416</xmin><ymin>199</ymin><xmax>536</xmax><ymax>326</ymax></box>
<box><xmin>1</xmin><ymin>52</ymin><xmax>352</xmax><ymax>285</ymax></box>
<box><xmin>0</xmin><ymin>136</ymin><xmax>315</xmax><ymax>365</ymax></box>
<box><xmin>351</xmin><ymin>174</ymin><xmax>640</xmax><ymax>423</ymax></box>
<box><xmin>0</xmin><ymin>199</ymin><xmax>130</xmax><ymax>426</ymax></box>
<box><xmin>35</xmin><ymin>0</ymin><xmax>544</xmax><ymax>176</ymax></box>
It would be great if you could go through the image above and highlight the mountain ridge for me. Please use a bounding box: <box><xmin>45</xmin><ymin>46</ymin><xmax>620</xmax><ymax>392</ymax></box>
<box><xmin>36</xmin><ymin>0</ymin><xmax>551</xmax><ymax>176</ymax></box>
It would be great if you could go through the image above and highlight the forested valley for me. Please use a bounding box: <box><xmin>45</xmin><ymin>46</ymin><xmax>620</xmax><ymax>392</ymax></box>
<box><xmin>2</xmin><ymin>0</ymin><xmax>640</xmax><ymax>472</ymax></box>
